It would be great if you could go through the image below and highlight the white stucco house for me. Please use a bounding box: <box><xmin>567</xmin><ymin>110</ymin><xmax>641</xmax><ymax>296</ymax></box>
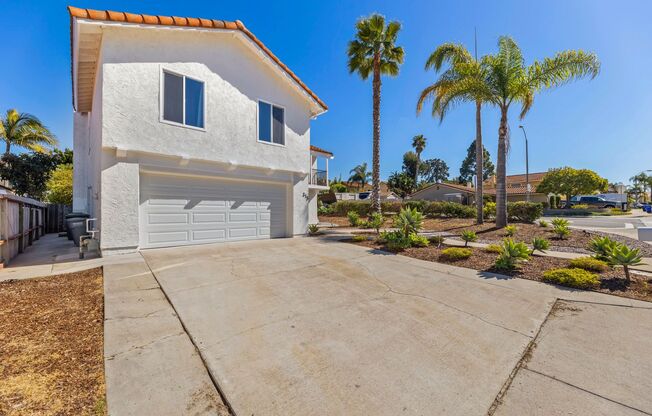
<box><xmin>69</xmin><ymin>6</ymin><xmax>332</xmax><ymax>254</ymax></box>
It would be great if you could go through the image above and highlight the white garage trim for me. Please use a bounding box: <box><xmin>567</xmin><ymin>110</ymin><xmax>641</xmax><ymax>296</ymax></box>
<box><xmin>139</xmin><ymin>171</ymin><xmax>290</xmax><ymax>249</ymax></box>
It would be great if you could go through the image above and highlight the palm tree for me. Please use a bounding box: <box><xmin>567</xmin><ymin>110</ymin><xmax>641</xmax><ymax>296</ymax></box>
<box><xmin>0</xmin><ymin>109</ymin><xmax>57</xmax><ymax>155</ymax></box>
<box><xmin>348</xmin><ymin>14</ymin><xmax>404</xmax><ymax>213</ymax></box>
<box><xmin>411</xmin><ymin>134</ymin><xmax>427</xmax><ymax>183</ymax></box>
<box><xmin>630</xmin><ymin>172</ymin><xmax>651</xmax><ymax>202</ymax></box>
<box><xmin>480</xmin><ymin>37</ymin><xmax>599</xmax><ymax>227</ymax></box>
<box><xmin>349</xmin><ymin>162</ymin><xmax>372</xmax><ymax>190</ymax></box>
<box><xmin>416</xmin><ymin>43</ymin><xmax>489</xmax><ymax>224</ymax></box>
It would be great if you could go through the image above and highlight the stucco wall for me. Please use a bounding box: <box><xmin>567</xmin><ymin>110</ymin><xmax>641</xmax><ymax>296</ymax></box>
<box><xmin>411</xmin><ymin>185</ymin><xmax>474</xmax><ymax>205</ymax></box>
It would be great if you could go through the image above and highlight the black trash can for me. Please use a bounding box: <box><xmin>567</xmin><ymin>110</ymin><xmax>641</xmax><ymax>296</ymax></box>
<box><xmin>68</xmin><ymin>219</ymin><xmax>90</xmax><ymax>247</ymax></box>
<box><xmin>65</xmin><ymin>213</ymin><xmax>90</xmax><ymax>241</ymax></box>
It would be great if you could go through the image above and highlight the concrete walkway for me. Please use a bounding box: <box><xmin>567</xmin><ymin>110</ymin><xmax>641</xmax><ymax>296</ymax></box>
<box><xmin>141</xmin><ymin>237</ymin><xmax>651</xmax><ymax>416</ymax></box>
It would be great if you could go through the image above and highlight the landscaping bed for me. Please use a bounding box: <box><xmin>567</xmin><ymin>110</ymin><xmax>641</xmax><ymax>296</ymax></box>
<box><xmin>0</xmin><ymin>268</ymin><xmax>105</xmax><ymax>415</ymax></box>
<box><xmin>349</xmin><ymin>239</ymin><xmax>652</xmax><ymax>302</ymax></box>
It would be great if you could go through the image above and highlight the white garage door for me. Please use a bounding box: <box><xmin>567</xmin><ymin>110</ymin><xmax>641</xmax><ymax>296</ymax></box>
<box><xmin>140</xmin><ymin>173</ymin><xmax>288</xmax><ymax>248</ymax></box>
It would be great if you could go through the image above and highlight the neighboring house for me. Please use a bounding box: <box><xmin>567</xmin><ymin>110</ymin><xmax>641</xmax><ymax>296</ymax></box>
<box><xmin>408</xmin><ymin>182</ymin><xmax>475</xmax><ymax>205</ymax></box>
<box><xmin>483</xmin><ymin>172</ymin><xmax>549</xmax><ymax>204</ymax></box>
<box><xmin>69</xmin><ymin>7</ymin><xmax>330</xmax><ymax>254</ymax></box>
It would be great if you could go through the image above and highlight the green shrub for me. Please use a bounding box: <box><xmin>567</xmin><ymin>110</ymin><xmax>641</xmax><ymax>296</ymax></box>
<box><xmin>318</xmin><ymin>203</ymin><xmax>334</xmax><ymax>215</ymax></box>
<box><xmin>553</xmin><ymin>224</ymin><xmax>571</xmax><ymax>239</ymax></box>
<box><xmin>551</xmin><ymin>218</ymin><xmax>570</xmax><ymax>228</ymax></box>
<box><xmin>409</xmin><ymin>233</ymin><xmax>430</xmax><ymax>247</ymax></box>
<box><xmin>483</xmin><ymin>202</ymin><xmax>496</xmax><ymax>219</ymax></box>
<box><xmin>494</xmin><ymin>239</ymin><xmax>530</xmax><ymax>270</ymax></box>
<box><xmin>367</xmin><ymin>212</ymin><xmax>384</xmax><ymax>233</ymax></box>
<box><xmin>423</xmin><ymin>201</ymin><xmax>475</xmax><ymax>218</ymax></box>
<box><xmin>351</xmin><ymin>234</ymin><xmax>368</xmax><ymax>242</ymax></box>
<box><xmin>404</xmin><ymin>200</ymin><xmax>428</xmax><ymax>213</ymax></box>
<box><xmin>571</xmin><ymin>204</ymin><xmax>590</xmax><ymax>210</ymax></box>
<box><xmin>440</xmin><ymin>247</ymin><xmax>472</xmax><ymax>261</ymax></box>
<box><xmin>504</xmin><ymin>225</ymin><xmax>517</xmax><ymax>236</ymax></box>
<box><xmin>429</xmin><ymin>235</ymin><xmax>445</xmax><ymax>247</ymax></box>
<box><xmin>347</xmin><ymin>211</ymin><xmax>361</xmax><ymax>227</ymax></box>
<box><xmin>543</xmin><ymin>268</ymin><xmax>599</xmax><ymax>289</ymax></box>
<box><xmin>608</xmin><ymin>244</ymin><xmax>644</xmax><ymax>281</ymax></box>
<box><xmin>307</xmin><ymin>224</ymin><xmax>320</xmax><ymax>235</ymax></box>
<box><xmin>380</xmin><ymin>200</ymin><xmax>402</xmax><ymax>214</ymax></box>
<box><xmin>332</xmin><ymin>201</ymin><xmax>371</xmax><ymax>216</ymax></box>
<box><xmin>507</xmin><ymin>201</ymin><xmax>543</xmax><ymax>223</ymax></box>
<box><xmin>383</xmin><ymin>230</ymin><xmax>412</xmax><ymax>251</ymax></box>
<box><xmin>569</xmin><ymin>257</ymin><xmax>608</xmax><ymax>272</ymax></box>
<box><xmin>532</xmin><ymin>237</ymin><xmax>550</xmax><ymax>253</ymax></box>
<box><xmin>485</xmin><ymin>244</ymin><xmax>502</xmax><ymax>253</ymax></box>
<box><xmin>588</xmin><ymin>236</ymin><xmax>619</xmax><ymax>262</ymax></box>
<box><xmin>538</xmin><ymin>219</ymin><xmax>549</xmax><ymax>228</ymax></box>
<box><xmin>394</xmin><ymin>207</ymin><xmax>424</xmax><ymax>237</ymax></box>
<box><xmin>461</xmin><ymin>230</ymin><xmax>478</xmax><ymax>246</ymax></box>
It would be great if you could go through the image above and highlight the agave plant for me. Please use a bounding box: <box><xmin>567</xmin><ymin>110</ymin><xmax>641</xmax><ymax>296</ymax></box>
<box><xmin>394</xmin><ymin>207</ymin><xmax>424</xmax><ymax>238</ymax></box>
<box><xmin>460</xmin><ymin>230</ymin><xmax>477</xmax><ymax>247</ymax></box>
<box><xmin>608</xmin><ymin>245</ymin><xmax>644</xmax><ymax>282</ymax></box>
<box><xmin>532</xmin><ymin>237</ymin><xmax>550</xmax><ymax>254</ymax></box>
<box><xmin>551</xmin><ymin>218</ymin><xmax>570</xmax><ymax>228</ymax></box>
<box><xmin>494</xmin><ymin>238</ymin><xmax>530</xmax><ymax>270</ymax></box>
<box><xmin>588</xmin><ymin>236</ymin><xmax>619</xmax><ymax>261</ymax></box>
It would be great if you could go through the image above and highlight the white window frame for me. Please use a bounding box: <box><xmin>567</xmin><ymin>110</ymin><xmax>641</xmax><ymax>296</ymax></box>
<box><xmin>256</xmin><ymin>99</ymin><xmax>286</xmax><ymax>147</ymax></box>
<box><xmin>159</xmin><ymin>67</ymin><xmax>206</xmax><ymax>131</ymax></box>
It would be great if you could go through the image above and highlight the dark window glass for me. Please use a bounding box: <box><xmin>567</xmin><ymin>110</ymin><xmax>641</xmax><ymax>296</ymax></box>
<box><xmin>272</xmin><ymin>106</ymin><xmax>285</xmax><ymax>145</ymax></box>
<box><xmin>163</xmin><ymin>72</ymin><xmax>183</xmax><ymax>124</ymax></box>
<box><xmin>185</xmin><ymin>78</ymin><xmax>204</xmax><ymax>128</ymax></box>
<box><xmin>258</xmin><ymin>101</ymin><xmax>271</xmax><ymax>142</ymax></box>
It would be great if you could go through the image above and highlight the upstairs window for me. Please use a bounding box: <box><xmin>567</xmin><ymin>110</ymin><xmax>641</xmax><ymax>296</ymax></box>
<box><xmin>162</xmin><ymin>71</ymin><xmax>205</xmax><ymax>129</ymax></box>
<box><xmin>258</xmin><ymin>100</ymin><xmax>285</xmax><ymax>145</ymax></box>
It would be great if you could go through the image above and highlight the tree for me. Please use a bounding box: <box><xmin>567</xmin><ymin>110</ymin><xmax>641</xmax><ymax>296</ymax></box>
<box><xmin>459</xmin><ymin>140</ymin><xmax>494</xmax><ymax>184</ymax></box>
<box><xmin>348</xmin><ymin>162</ymin><xmax>372</xmax><ymax>190</ymax></box>
<box><xmin>0</xmin><ymin>109</ymin><xmax>58</xmax><ymax>154</ymax></box>
<box><xmin>411</xmin><ymin>134</ymin><xmax>427</xmax><ymax>182</ymax></box>
<box><xmin>46</xmin><ymin>163</ymin><xmax>73</xmax><ymax>204</ymax></box>
<box><xmin>417</xmin><ymin>42</ymin><xmax>489</xmax><ymax>224</ymax></box>
<box><xmin>421</xmin><ymin>158</ymin><xmax>449</xmax><ymax>183</ymax></box>
<box><xmin>0</xmin><ymin>153</ymin><xmax>60</xmax><ymax>199</ymax></box>
<box><xmin>401</xmin><ymin>151</ymin><xmax>427</xmax><ymax>181</ymax></box>
<box><xmin>630</xmin><ymin>172</ymin><xmax>652</xmax><ymax>202</ymax></box>
<box><xmin>348</xmin><ymin>14</ymin><xmax>404</xmax><ymax>213</ymax></box>
<box><xmin>536</xmin><ymin>167</ymin><xmax>608</xmax><ymax>206</ymax></box>
<box><xmin>387</xmin><ymin>171</ymin><xmax>415</xmax><ymax>198</ymax></box>
<box><xmin>480</xmin><ymin>37</ymin><xmax>599</xmax><ymax>227</ymax></box>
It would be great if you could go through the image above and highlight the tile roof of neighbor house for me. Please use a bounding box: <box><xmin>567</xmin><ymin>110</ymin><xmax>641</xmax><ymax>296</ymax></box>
<box><xmin>484</xmin><ymin>172</ymin><xmax>548</xmax><ymax>186</ymax></box>
<box><xmin>410</xmin><ymin>182</ymin><xmax>475</xmax><ymax>198</ymax></box>
<box><xmin>309</xmin><ymin>145</ymin><xmax>333</xmax><ymax>156</ymax></box>
<box><xmin>67</xmin><ymin>6</ymin><xmax>328</xmax><ymax>111</ymax></box>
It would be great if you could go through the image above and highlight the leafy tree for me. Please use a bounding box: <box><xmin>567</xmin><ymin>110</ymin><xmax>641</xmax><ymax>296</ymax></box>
<box><xmin>479</xmin><ymin>37</ymin><xmax>600</xmax><ymax>227</ymax></box>
<box><xmin>421</xmin><ymin>158</ymin><xmax>449</xmax><ymax>183</ymax></box>
<box><xmin>459</xmin><ymin>140</ymin><xmax>494</xmax><ymax>184</ymax></box>
<box><xmin>0</xmin><ymin>109</ymin><xmax>58</xmax><ymax>154</ymax></box>
<box><xmin>417</xmin><ymin>42</ymin><xmax>489</xmax><ymax>224</ymax></box>
<box><xmin>630</xmin><ymin>172</ymin><xmax>652</xmax><ymax>202</ymax></box>
<box><xmin>348</xmin><ymin>14</ymin><xmax>404</xmax><ymax>213</ymax></box>
<box><xmin>348</xmin><ymin>162</ymin><xmax>372</xmax><ymax>189</ymax></box>
<box><xmin>411</xmin><ymin>134</ymin><xmax>427</xmax><ymax>182</ymax></box>
<box><xmin>0</xmin><ymin>153</ymin><xmax>59</xmax><ymax>199</ymax></box>
<box><xmin>401</xmin><ymin>151</ymin><xmax>427</xmax><ymax>181</ymax></box>
<box><xmin>46</xmin><ymin>163</ymin><xmax>73</xmax><ymax>204</ymax></box>
<box><xmin>536</xmin><ymin>167</ymin><xmax>608</xmax><ymax>205</ymax></box>
<box><xmin>387</xmin><ymin>171</ymin><xmax>415</xmax><ymax>198</ymax></box>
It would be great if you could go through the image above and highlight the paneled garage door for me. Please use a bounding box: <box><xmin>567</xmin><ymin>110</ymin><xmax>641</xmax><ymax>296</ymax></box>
<box><xmin>140</xmin><ymin>173</ymin><xmax>288</xmax><ymax>248</ymax></box>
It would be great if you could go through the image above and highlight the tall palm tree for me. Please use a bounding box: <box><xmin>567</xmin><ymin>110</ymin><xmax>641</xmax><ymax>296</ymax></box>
<box><xmin>0</xmin><ymin>109</ymin><xmax>57</xmax><ymax>155</ymax></box>
<box><xmin>349</xmin><ymin>162</ymin><xmax>372</xmax><ymax>190</ymax></box>
<box><xmin>348</xmin><ymin>14</ymin><xmax>404</xmax><ymax>213</ymax></box>
<box><xmin>417</xmin><ymin>43</ymin><xmax>489</xmax><ymax>224</ymax></box>
<box><xmin>480</xmin><ymin>37</ymin><xmax>600</xmax><ymax>227</ymax></box>
<box><xmin>411</xmin><ymin>134</ymin><xmax>427</xmax><ymax>183</ymax></box>
<box><xmin>631</xmin><ymin>172</ymin><xmax>651</xmax><ymax>202</ymax></box>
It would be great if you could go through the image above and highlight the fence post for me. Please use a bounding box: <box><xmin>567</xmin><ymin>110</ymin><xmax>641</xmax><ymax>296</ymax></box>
<box><xmin>18</xmin><ymin>202</ymin><xmax>24</xmax><ymax>253</ymax></box>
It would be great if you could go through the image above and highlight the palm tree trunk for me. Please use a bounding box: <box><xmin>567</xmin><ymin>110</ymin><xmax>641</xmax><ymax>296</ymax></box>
<box><xmin>4</xmin><ymin>141</ymin><xmax>10</xmax><ymax>155</ymax></box>
<box><xmin>415</xmin><ymin>152</ymin><xmax>420</xmax><ymax>186</ymax></box>
<box><xmin>475</xmin><ymin>100</ymin><xmax>484</xmax><ymax>224</ymax></box>
<box><xmin>371</xmin><ymin>52</ymin><xmax>382</xmax><ymax>213</ymax></box>
<box><xmin>624</xmin><ymin>265</ymin><xmax>631</xmax><ymax>282</ymax></box>
<box><xmin>495</xmin><ymin>107</ymin><xmax>509</xmax><ymax>228</ymax></box>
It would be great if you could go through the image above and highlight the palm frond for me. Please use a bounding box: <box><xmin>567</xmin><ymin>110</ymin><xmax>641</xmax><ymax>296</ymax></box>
<box><xmin>424</xmin><ymin>43</ymin><xmax>473</xmax><ymax>71</ymax></box>
<box><xmin>526</xmin><ymin>50</ymin><xmax>600</xmax><ymax>91</ymax></box>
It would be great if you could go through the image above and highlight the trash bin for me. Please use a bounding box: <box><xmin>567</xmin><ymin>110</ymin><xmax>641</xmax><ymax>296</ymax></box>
<box><xmin>645</xmin><ymin>205</ymin><xmax>652</xmax><ymax>214</ymax></box>
<box><xmin>65</xmin><ymin>213</ymin><xmax>90</xmax><ymax>241</ymax></box>
<box><xmin>68</xmin><ymin>219</ymin><xmax>89</xmax><ymax>247</ymax></box>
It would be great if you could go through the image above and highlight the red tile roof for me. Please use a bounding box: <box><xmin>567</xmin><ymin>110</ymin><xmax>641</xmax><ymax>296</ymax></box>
<box><xmin>68</xmin><ymin>6</ymin><xmax>327</xmax><ymax>111</ymax></box>
<box><xmin>309</xmin><ymin>145</ymin><xmax>333</xmax><ymax>156</ymax></box>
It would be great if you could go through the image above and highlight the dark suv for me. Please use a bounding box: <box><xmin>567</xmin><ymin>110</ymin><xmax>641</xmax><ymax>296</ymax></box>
<box><xmin>566</xmin><ymin>196</ymin><xmax>619</xmax><ymax>209</ymax></box>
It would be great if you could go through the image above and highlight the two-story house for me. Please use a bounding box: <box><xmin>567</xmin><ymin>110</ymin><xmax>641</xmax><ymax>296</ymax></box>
<box><xmin>69</xmin><ymin>7</ymin><xmax>331</xmax><ymax>254</ymax></box>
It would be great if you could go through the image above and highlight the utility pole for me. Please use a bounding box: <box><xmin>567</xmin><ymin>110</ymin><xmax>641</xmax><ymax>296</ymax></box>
<box><xmin>518</xmin><ymin>125</ymin><xmax>530</xmax><ymax>202</ymax></box>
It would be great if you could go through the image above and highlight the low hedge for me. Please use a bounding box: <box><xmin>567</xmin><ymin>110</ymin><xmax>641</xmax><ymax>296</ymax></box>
<box><xmin>440</xmin><ymin>247</ymin><xmax>472</xmax><ymax>261</ymax></box>
<box><xmin>542</xmin><ymin>268</ymin><xmax>600</xmax><ymax>289</ymax></box>
<box><xmin>507</xmin><ymin>201</ymin><xmax>544</xmax><ymax>223</ymax></box>
<box><xmin>568</xmin><ymin>257</ymin><xmax>609</xmax><ymax>272</ymax></box>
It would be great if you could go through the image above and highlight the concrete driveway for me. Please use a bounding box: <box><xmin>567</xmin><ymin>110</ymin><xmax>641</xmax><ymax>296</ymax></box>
<box><xmin>141</xmin><ymin>237</ymin><xmax>651</xmax><ymax>415</ymax></box>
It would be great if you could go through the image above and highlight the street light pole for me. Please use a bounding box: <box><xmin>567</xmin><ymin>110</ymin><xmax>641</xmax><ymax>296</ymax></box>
<box><xmin>518</xmin><ymin>125</ymin><xmax>530</xmax><ymax>202</ymax></box>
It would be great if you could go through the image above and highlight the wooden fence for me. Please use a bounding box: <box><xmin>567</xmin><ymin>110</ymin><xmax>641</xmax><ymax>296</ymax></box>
<box><xmin>45</xmin><ymin>203</ymin><xmax>72</xmax><ymax>234</ymax></box>
<box><xmin>0</xmin><ymin>194</ymin><xmax>47</xmax><ymax>266</ymax></box>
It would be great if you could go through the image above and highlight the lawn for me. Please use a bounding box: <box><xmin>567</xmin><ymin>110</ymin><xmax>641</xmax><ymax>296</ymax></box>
<box><xmin>0</xmin><ymin>268</ymin><xmax>105</xmax><ymax>415</ymax></box>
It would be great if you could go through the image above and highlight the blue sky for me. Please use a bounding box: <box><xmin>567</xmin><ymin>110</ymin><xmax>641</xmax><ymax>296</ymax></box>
<box><xmin>3</xmin><ymin>0</ymin><xmax>651</xmax><ymax>184</ymax></box>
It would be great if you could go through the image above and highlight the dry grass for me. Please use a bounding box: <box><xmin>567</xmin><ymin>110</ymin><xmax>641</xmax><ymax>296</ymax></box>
<box><xmin>0</xmin><ymin>268</ymin><xmax>105</xmax><ymax>415</ymax></box>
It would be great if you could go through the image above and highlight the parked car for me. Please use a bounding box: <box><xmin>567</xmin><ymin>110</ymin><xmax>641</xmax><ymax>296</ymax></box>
<box><xmin>565</xmin><ymin>195</ymin><xmax>621</xmax><ymax>209</ymax></box>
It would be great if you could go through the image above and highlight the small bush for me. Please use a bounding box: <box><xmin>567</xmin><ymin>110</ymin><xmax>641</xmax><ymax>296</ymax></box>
<box><xmin>588</xmin><ymin>236</ymin><xmax>619</xmax><ymax>262</ymax></box>
<box><xmin>332</xmin><ymin>201</ymin><xmax>371</xmax><ymax>216</ymax></box>
<box><xmin>441</xmin><ymin>247</ymin><xmax>472</xmax><ymax>261</ymax></box>
<box><xmin>347</xmin><ymin>211</ymin><xmax>361</xmax><ymax>227</ymax></box>
<box><xmin>504</xmin><ymin>225</ymin><xmax>517</xmax><ymax>236</ymax></box>
<box><xmin>494</xmin><ymin>239</ymin><xmax>530</xmax><ymax>270</ymax></box>
<box><xmin>383</xmin><ymin>230</ymin><xmax>411</xmax><ymax>251</ymax></box>
<box><xmin>367</xmin><ymin>212</ymin><xmax>384</xmax><ymax>233</ymax></box>
<box><xmin>461</xmin><ymin>230</ymin><xmax>478</xmax><ymax>246</ymax></box>
<box><xmin>423</xmin><ymin>201</ymin><xmax>475</xmax><ymax>218</ymax></box>
<box><xmin>532</xmin><ymin>237</ymin><xmax>550</xmax><ymax>253</ymax></box>
<box><xmin>507</xmin><ymin>201</ymin><xmax>544</xmax><ymax>223</ymax></box>
<box><xmin>483</xmin><ymin>202</ymin><xmax>496</xmax><ymax>219</ymax></box>
<box><xmin>571</xmin><ymin>204</ymin><xmax>590</xmax><ymax>210</ymax></box>
<box><xmin>409</xmin><ymin>233</ymin><xmax>430</xmax><ymax>247</ymax></box>
<box><xmin>429</xmin><ymin>235</ymin><xmax>445</xmax><ymax>247</ymax></box>
<box><xmin>542</xmin><ymin>268</ymin><xmax>599</xmax><ymax>289</ymax></box>
<box><xmin>485</xmin><ymin>244</ymin><xmax>502</xmax><ymax>253</ymax></box>
<box><xmin>538</xmin><ymin>219</ymin><xmax>549</xmax><ymax>228</ymax></box>
<box><xmin>403</xmin><ymin>200</ymin><xmax>428</xmax><ymax>213</ymax></box>
<box><xmin>553</xmin><ymin>224</ymin><xmax>571</xmax><ymax>239</ymax></box>
<box><xmin>569</xmin><ymin>257</ymin><xmax>608</xmax><ymax>272</ymax></box>
<box><xmin>394</xmin><ymin>207</ymin><xmax>424</xmax><ymax>237</ymax></box>
<box><xmin>307</xmin><ymin>224</ymin><xmax>320</xmax><ymax>235</ymax></box>
<box><xmin>551</xmin><ymin>218</ymin><xmax>570</xmax><ymax>228</ymax></box>
<box><xmin>351</xmin><ymin>234</ymin><xmax>368</xmax><ymax>242</ymax></box>
<box><xmin>318</xmin><ymin>203</ymin><xmax>334</xmax><ymax>215</ymax></box>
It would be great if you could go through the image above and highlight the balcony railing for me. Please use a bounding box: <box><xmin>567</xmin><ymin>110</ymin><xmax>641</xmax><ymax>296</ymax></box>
<box><xmin>310</xmin><ymin>169</ymin><xmax>328</xmax><ymax>187</ymax></box>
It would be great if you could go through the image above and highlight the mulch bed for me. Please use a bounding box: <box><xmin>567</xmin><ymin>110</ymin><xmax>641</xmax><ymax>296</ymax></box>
<box><xmin>350</xmin><ymin>238</ymin><xmax>652</xmax><ymax>302</ymax></box>
<box><xmin>0</xmin><ymin>268</ymin><xmax>105</xmax><ymax>415</ymax></box>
